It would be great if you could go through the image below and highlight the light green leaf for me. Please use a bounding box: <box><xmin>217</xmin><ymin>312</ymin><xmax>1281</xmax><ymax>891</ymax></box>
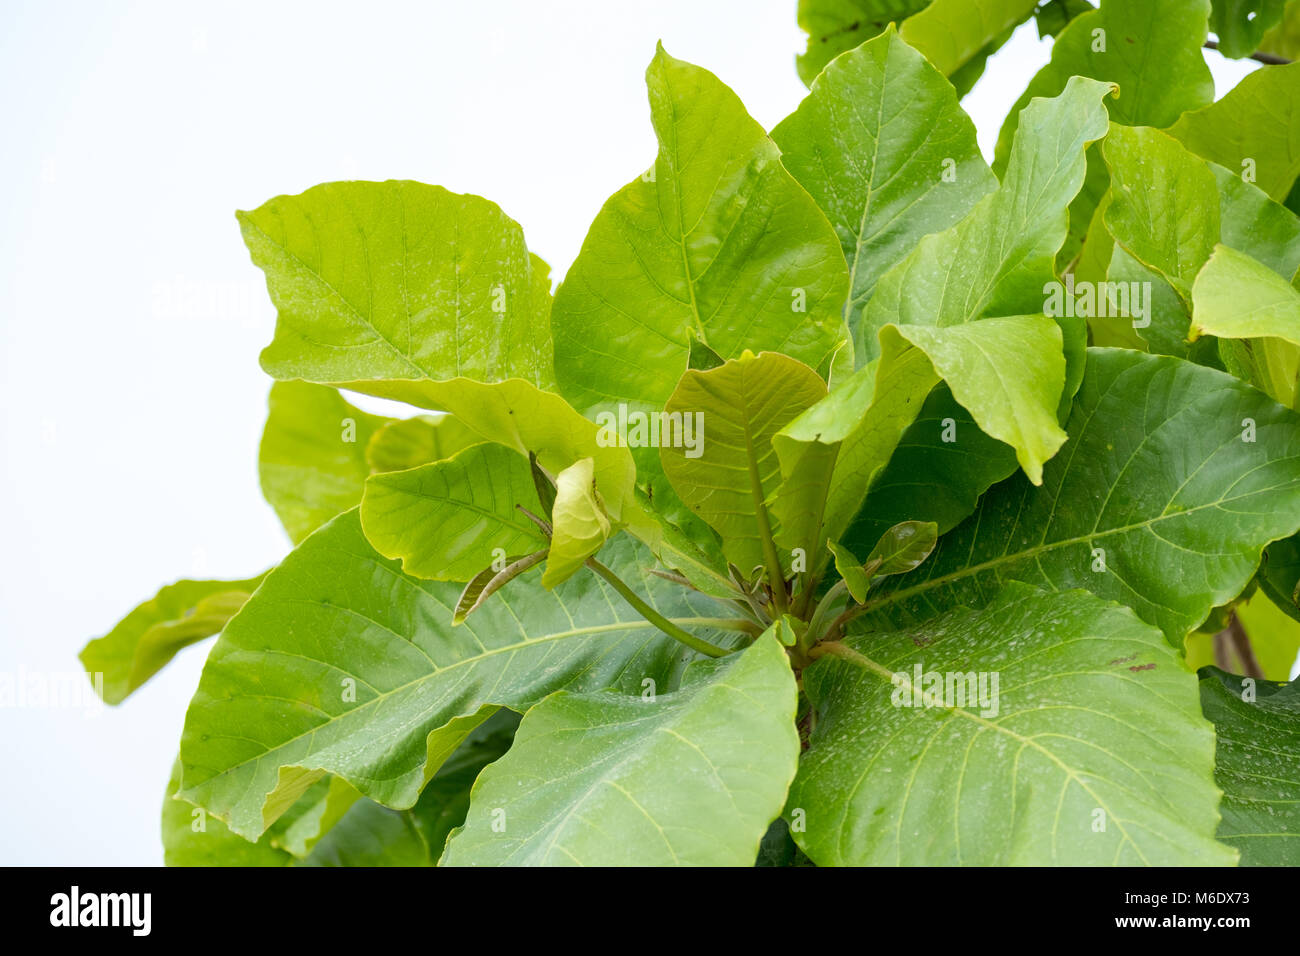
<box><xmin>1260</xmin><ymin>0</ymin><xmax>1300</xmax><ymax>58</ymax></box>
<box><xmin>259</xmin><ymin>382</ymin><xmax>393</xmax><ymax>543</ymax></box>
<box><xmin>864</xmin><ymin>348</ymin><xmax>1300</xmax><ymax>640</ymax></box>
<box><xmin>772</xmin><ymin>28</ymin><xmax>998</xmax><ymax>345</ymax></box>
<box><xmin>542</xmin><ymin>457</ymin><xmax>611</xmax><ymax>588</ymax></box>
<box><xmin>550</xmin><ymin>45</ymin><xmax>849</xmax><ymax>419</ymax></box>
<box><xmin>365</xmin><ymin>414</ymin><xmax>482</xmax><ymax>473</ymax></box>
<box><xmin>1169</xmin><ymin>61</ymin><xmax>1300</xmax><ymax>201</ymax></box>
<box><xmin>660</xmin><ymin>351</ymin><xmax>827</xmax><ymax>573</ymax></box>
<box><xmin>863</xmin><ymin>519</ymin><xmax>939</xmax><ymax>576</ymax></box>
<box><xmin>1104</xmin><ymin>124</ymin><xmax>1221</xmax><ymax>300</ymax></box>
<box><xmin>177</xmin><ymin>510</ymin><xmax>733</xmax><ymax>840</ymax></box>
<box><xmin>828</xmin><ymin>540</ymin><xmax>873</xmax><ymax>603</ymax></box>
<box><xmin>1211</xmin><ymin>0</ymin><xmax>1288</xmax><ymax>58</ymax></box>
<box><xmin>860</xmin><ymin>76</ymin><xmax>1113</xmax><ymax>364</ymax></box>
<box><xmin>789</xmin><ymin>584</ymin><xmax>1236</xmax><ymax>865</ymax></box>
<box><xmin>1200</xmin><ymin>668</ymin><xmax>1300</xmax><ymax>864</ymax></box>
<box><xmin>241</xmin><ymin>180</ymin><xmax>553</xmax><ymax>389</ymax></box>
<box><xmin>1192</xmin><ymin>244</ymin><xmax>1300</xmax><ymax>406</ymax></box>
<box><xmin>795</xmin><ymin>0</ymin><xmax>931</xmax><ymax>87</ymax></box>
<box><xmin>442</xmin><ymin>634</ymin><xmax>798</xmax><ymax>866</ymax></box>
<box><xmin>360</xmin><ymin>442</ymin><xmax>547</xmax><ymax>581</ymax></box>
<box><xmin>80</xmin><ymin>574</ymin><xmax>268</xmax><ymax>705</ymax></box>
<box><xmin>163</xmin><ymin>760</ymin><xmax>292</xmax><ymax>867</ymax></box>
<box><xmin>897</xmin><ymin>0</ymin><xmax>1038</xmax><ymax>78</ymax></box>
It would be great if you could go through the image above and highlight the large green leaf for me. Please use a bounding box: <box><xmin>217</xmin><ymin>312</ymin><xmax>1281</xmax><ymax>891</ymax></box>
<box><xmin>994</xmin><ymin>0</ymin><xmax>1213</xmax><ymax>173</ymax></box>
<box><xmin>176</xmin><ymin>509</ymin><xmax>733</xmax><ymax>840</ymax></box>
<box><xmin>863</xmin><ymin>348</ymin><xmax>1300</xmax><ymax>639</ymax></box>
<box><xmin>1211</xmin><ymin>0</ymin><xmax>1289</xmax><ymax>58</ymax></box>
<box><xmin>442</xmin><ymin>634</ymin><xmax>798</xmax><ymax>866</ymax></box>
<box><xmin>80</xmin><ymin>574</ymin><xmax>268</xmax><ymax>705</ymax></box>
<box><xmin>794</xmin><ymin>0</ymin><xmax>931</xmax><ymax>87</ymax></box>
<box><xmin>259</xmin><ymin>381</ymin><xmax>392</xmax><ymax>543</ymax></box>
<box><xmin>860</xmin><ymin>77</ymin><xmax>1112</xmax><ymax>364</ymax></box>
<box><xmin>550</xmin><ymin>45</ymin><xmax>849</xmax><ymax>419</ymax></box>
<box><xmin>789</xmin><ymin>584</ymin><xmax>1236</xmax><ymax>865</ymax></box>
<box><xmin>661</xmin><ymin>351</ymin><xmax>827</xmax><ymax>573</ymax></box>
<box><xmin>897</xmin><ymin>0</ymin><xmax>1038</xmax><ymax>79</ymax></box>
<box><xmin>1200</xmin><ymin>668</ymin><xmax>1300</xmax><ymax>864</ymax></box>
<box><xmin>164</xmin><ymin>710</ymin><xmax>518</xmax><ymax>866</ymax></box>
<box><xmin>1169</xmin><ymin>61</ymin><xmax>1300</xmax><ymax>201</ymax></box>
<box><xmin>360</xmin><ymin>441</ymin><xmax>548</xmax><ymax>581</ymax></box>
<box><xmin>772</xmin><ymin>28</ymin><xmax>998</xmax><ymax>345</ymax></box>
<box><xmin>241</xmin><ymin>180</ymin><xmax>553</xmax><ymax>389</ymax></box>
<box><xmin>1192</xmin><ymin>243</ymin><xmax>1300</xmax><ymax>407</ymax></box>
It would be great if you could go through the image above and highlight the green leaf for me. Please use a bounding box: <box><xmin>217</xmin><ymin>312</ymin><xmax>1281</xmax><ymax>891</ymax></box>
<box><xmin>1211</xmin><ymin>0</ymin><xmax>1288</xmax><ymax>58</ymax></box>
<box><xmin>365</xmin><ymin>414</ymin><xmax>482</xmax><ymax>473</ymax></box>
<box><xmin>1200</xmin><ymin>668</ymin><xmax>1300</xmax><ymax>864</ymax></box>
<box><xmin>1169</xmin><ymin>61</ymin><xmax>1300</xmax><ymax>201</ymax></box>
<box><xmin>795</xmin><ymin>0</ymin><xmax>930</xmax><ymax>87</ymax></box>
<box><xmin>860</xmin><ymin>77</ymin><xmax>1113</xmax><ymax>367</ymax></box>
<box><xmin>441</xmin><ymin>634</ymin><xmax>798</xmax><ymax>866</ymax></box>
<box><xmin>550</xmin><ymin>45</ymin><xmax>849</xmax><ymax>418</ymax></box>
<box><xmin>660</xmin><ymin>351</ymin><xmax>828</xmax><ymax>573</ymax></box>
<box><xmin>863</xmin><ymin>520</ymin><xmax>939</xmax><ymax>576</ymax></box>
<box><xmin>1260</xmin><ymin>0</ymin><xmax>1300</xmax><ymax>58</ymax></box>
<box><xmin>360</xmin><ymin>441</ymin><xmax>548</xmax><ymax>581</ymax></box>
<box><xmin>789</xmin><ymin>584</ymin><xmax>1236</xmax><ymax>865</ymax></box>
<box><xmin>995</xmin><ymin>0</ymin><xmax>1214</xmax><ymax>174</ymax></box>
<box><xmin>897</xmin><ymin>0</ymin><xmax>1038</xmax><ymax>79</ymax></box>
<box><xmin>80</xmin><ymin>574</ymin><xmax>268</xmax><ymax>705</ymax></box>
<box><xmin>453</xmin><ymin>551</ymin><xmax>548</xmax><ymax>625</ymax></box>
<box><xmin>240</xmin><ymin>180</ymin><xmax>553</xmax><ymax>389</ymax></box>
<box><xmin>842</xmin><ymin>384</ymin><xmax>1018</xmax><ymax>556</ymax></box>
<box><xmin>828</xmin><ymin>540</ymin><xmax>873</xmax><ymax>603</ymax></box>
<box><xmin>259</xmin><ymin>382</ymin><xmax>392</xmax><ymax>543</ymax></box>
<box><xmin>772</xmin><ymin>27</ymin><xmax>998</xmax><ymax>346</ymax></box>
<box><xmin>1103</xmin><ymin>125</ymin><xmax>1220</xmax><ymax>300</ymax></box>
<box><xmin>1036</xmin><ymin>0</ymin><xmax>1095</xmax><ymax>39</ymax></box>
<box><xmin>864</xmin><ymin>348</ymin><xmax>1300</xmax><ymax>640</ymax></box>
<box><xmin>1261</xmin><ymin>532</ymin><xmax>1300</xmax><ymax>621</ymax></box>
<box><xmin>303</xmin><ymin>710</ymin><xmax>519</xmax><ymax>866</ymax></box>
<box><xmin>1192</xmin><ymin>244</ymin><xmax>1300</xmax><ymax>406</ymax></box>
<box><xmin>541</xmin><ymin>457</ymin><xmax>612</xmax><ymax>588</ymax></box>
<box><xmin>163</xmin><ymin>761</ymin><xmax>292</xmax><ymax>867</ymax></box>
<box><xmin>176</xmin><ymin>509</ymin><xmax>733</xmax><ymax>841</ymax></box>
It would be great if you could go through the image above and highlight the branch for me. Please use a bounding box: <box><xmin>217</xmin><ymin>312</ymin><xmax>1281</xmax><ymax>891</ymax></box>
<box><xmin>1203</xmin><ymin>39</ymin><xmax>1293</xmax><ymax>66</ymax></box>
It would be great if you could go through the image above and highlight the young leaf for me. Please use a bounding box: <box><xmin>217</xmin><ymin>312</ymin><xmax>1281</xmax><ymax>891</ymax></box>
<box><xmin>541</xmin><ymin>457</ymin><xmax>611</xmax><ymax>588</ymax></box>
<box><xmin>1191</xmin><ymin>244</ymin><xmax>1300</xmax><ymax>407</ymax></box>
<box><xmin>360</xmin><ymin>442</ymin><xmax>549</xmax><ymax>581</ymax></box>
<box><xmin>80</xmin><ymin>573</ymin><xmax>268</xmax><ymax>705</ymax></box>
<box><xmin>176</xmin><ymin>510</ymin><xmax>734</xmax><ymax>841</ymax></box>
<box><xmin>550</xmin><ymin>45</ymin><xmax>849</xmax><ymax>418</ymax></box>
<box><xmin>772</xmin><ymin>27</ymin><xmax>998</xmax><ymax>344</ymax></box>
<box><xmin>260</xmin><ymin>382</ymin><xmax>393</xmax><ymax>543</ymax></box>
<box><xmin>1169</xmin><ymin>61</ymin><xmax>1300</xmax><ymax>201</ymax></box>
<box><xmin>1199</xmin><ymin>668</ymin><xmax>1300</xmax><ymax>865</ymax></box>
<box><xmin>240</xmin><ymin>181</ymin><xmax>554</xmax><ymax>389</ymax></box>
<box><xmin>828</xmin><ymin>540</ymin><xmax>872</xmax><ymax>604</ymax></box>
<box><xmin>365</xmin><ymin>415</ymin><xmax>482</xmax><ymax>473</ymax></box>
<box><xmin>866</xmin><ymin>348</ymin><xmax>1300</xmax><ymax>640</ymax></box>
<box><xmin>453</xmin><ymin>551</ymin><xmax>548</xmax><ymax>625</ymax></box>
<box><xmin>441</xmin><ymin>634</ymin><xmax>798</xmax><ymax>866</ymax></box>
<box><xmin>864</xmin><ymin>519</ymin><xmax>938</xmax><ymax>575</ymax></box>
<box><xmin>660</xmin><ymin>351</ymin><xmax>827</xmax><ymax>574</ymax></box>
<box><xmin>789</xmin><ymin>584</ymin><xmax>1237</xmax><ymax>865</ymax></box>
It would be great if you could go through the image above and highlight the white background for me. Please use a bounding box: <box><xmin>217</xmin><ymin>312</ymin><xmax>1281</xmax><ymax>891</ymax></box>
<box><xmin>0</xmin><ymin>1</ymin><xmax>1260</xmax><ymax>865</ymax></box>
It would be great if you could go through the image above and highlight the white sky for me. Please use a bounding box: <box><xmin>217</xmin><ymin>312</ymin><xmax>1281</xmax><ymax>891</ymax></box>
<box><xmin>0</xmin><ymin>1</ymin><xmax>1262</xmax><ymax>865</ymax></box>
